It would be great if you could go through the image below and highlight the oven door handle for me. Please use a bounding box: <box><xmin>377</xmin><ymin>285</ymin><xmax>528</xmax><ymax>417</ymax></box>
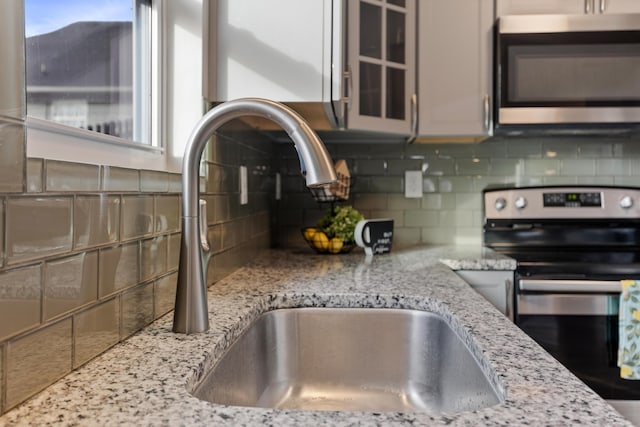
<box><xmin>519</xmin><ymin>279</ymin><xmax>621</xmax><ymax>293</ymax></box>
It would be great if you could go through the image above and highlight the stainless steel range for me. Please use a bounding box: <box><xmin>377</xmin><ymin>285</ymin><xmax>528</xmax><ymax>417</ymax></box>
<box><xmin>483</xmin><ymin>185</ymin><xmax>640</xmax><ymax>423</ymax></box>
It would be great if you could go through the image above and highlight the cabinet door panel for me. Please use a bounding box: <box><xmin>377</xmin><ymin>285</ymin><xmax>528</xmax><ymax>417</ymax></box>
<box><xmin>418</xmin><ymin>0</ymin><xmax>493</xmax><ymax>139</ymax></box>
<box><xmin>496</xmin><ymin>0</ymin><xmax>586</xmax><ymax>16</ymax></box>
<box><xmin>600</xmin><ymin>0</ymin><xmax>640</xmax><ymax>13</ymax></box>
<box><xmin>347</xmin><ymin>0</ymin><xmax>415</xmax><ymax>134</ymax></box>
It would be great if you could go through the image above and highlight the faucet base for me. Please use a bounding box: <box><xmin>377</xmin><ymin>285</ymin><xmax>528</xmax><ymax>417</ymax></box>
<box><xmin>173</xmin><ymin>216</ymin><xmax>210</xmax><ymax>334</ymax></box>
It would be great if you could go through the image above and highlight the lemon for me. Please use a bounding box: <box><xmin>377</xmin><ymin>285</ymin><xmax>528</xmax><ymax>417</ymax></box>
<box><xmin>303</xmin><ymin>227</ymin><xmax>317</xmax><ymax>242</ymax></box>
<box><xmin>312</xmin><ymin>231</ymin><xmax>329</xmax><ymax>251</ymax></box>
<box><xmin>328</xmin><ymin>237</ymin><xmax>344</xmax><ymax>254</ymax></box>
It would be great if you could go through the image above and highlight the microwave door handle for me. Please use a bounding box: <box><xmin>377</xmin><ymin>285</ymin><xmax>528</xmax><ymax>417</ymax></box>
<box><xmin>519</xmin><ymin>279</ymin><xmax>621</xmax><ymax>293</ymax></box>
<box><xmin>483</xmin><ymin>95</ymin><xmax>490</xmax><ymax>131</ymax></box>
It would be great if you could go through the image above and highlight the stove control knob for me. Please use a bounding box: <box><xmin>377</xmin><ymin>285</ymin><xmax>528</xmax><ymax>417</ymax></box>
<box><xmin>620</xmin><ymin>195</ymin><xmax>634</xmax><ymax>209</ymax></box>
<box><xmin>514</xmin><ymin>196</ymin><xmax>527</xmax><ymax>210</ymax></box>
<box><xmin>494</xmin><ymin>197</ymin><xmax>507</xmax><ymax>211</ymax></box>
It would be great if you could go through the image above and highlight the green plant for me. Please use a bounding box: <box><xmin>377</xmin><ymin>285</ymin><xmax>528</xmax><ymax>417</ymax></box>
<box><xmin>317</xmin><ymin>205</ymin><xmax>364</xmax><ymax>244</ymax></box>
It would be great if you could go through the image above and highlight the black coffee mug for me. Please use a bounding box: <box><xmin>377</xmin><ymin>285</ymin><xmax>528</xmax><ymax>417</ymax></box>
<box><xmin>354</xmin><ymin>219</ymin><xmax>394</xmax><ymax>256</ymax></box>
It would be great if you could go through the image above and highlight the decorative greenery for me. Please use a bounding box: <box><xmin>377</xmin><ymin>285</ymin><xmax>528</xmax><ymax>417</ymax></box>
<box><xmin>317</xmin><ymin>205</ymin><xmax>364</xmax><ymax>244</ymax></box>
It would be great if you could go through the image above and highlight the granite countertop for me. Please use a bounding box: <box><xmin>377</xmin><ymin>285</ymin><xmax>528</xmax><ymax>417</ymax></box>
<box><xmin>0</xmin><ymin>246</ymin><xmax>632</xmax><ymax>426</ymax></box>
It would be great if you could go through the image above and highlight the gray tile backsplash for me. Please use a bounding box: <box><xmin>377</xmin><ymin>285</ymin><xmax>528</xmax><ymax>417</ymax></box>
<box><xmin>73</xmin><ymin>297</ymin><xmax>120</xmax><ymax>369</ymax></box>
<box><xmin>45</xmin><ymin>160</ymin><xmax>100</xmax><ymax>192</ymax></box>
<box><xmin>44</xmin><ymin>252</ymin><xmax>98</xmax><ymax>321</ymax></box>
<box><xmin>121</xmin><ymin>282</ymin><xmax>154</xmax><ymax>339</ymax></box>
<box><xmin>1</xmin><ymin>113</ymin><xmax>272</xmax><ymax>415</ymax></box>
<box><xmin>74</xmin><ymin>195</ymin><xmax>121</xmax><ymax>249</ymax></box>
<box><xmin>6</xmin><ymin>319</ymin><xmax>72</xmax><ymax>409</ymax></box>
<box><xmin>0</xmin><ymin>265</ymin><xmax>41</xmax><ymax>342</ymax></box>
<box><xmin>99</xmin><ymin>242</ymin><xmax>140</xmax><ymax>298</ymax></box>
<box><xmin>6</xmin><ymin>197</ymin><xmax>73</xmax><ymax>264</ymax></box>
<box><xmin>274</xmin><ymin>137</ymin><xmax>640</xmax><ymax>248</ymax></box>
<box><xmin>0</xmin><ymin>121</ymin><xmax>25</xmax><ymax>193</ymax></box>
<box><xmin>121</xmin><ymin>195</ymin><xmax>154</xmax><ymax>240</ymax></box>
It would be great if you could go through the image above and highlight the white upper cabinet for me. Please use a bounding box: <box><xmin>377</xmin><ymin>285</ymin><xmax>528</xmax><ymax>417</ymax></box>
<box><xmin>497</xmin><ymin>0</ymin><xmax>640</xmax><ymax>16</ymax></box>
<box><xmin>345</xmin><ymin>0</ymin><xmax>417</xmax><ymax>135</ymax></box>
<box><xmin>417</xmin><ymin>0</ymin><xmax>494</xmax><ymax>141</ymax></box>
<box><xmin>212</xmin><ymin>0</ymin><xmax>416</xmax><ymax>136</ymax></box>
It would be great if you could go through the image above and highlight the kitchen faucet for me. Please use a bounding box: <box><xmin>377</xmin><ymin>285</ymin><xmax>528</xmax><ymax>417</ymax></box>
<box><xmin>173</xmin><ymin>98</ymin><xmax>337</xmax><ymax>334</ymax></box>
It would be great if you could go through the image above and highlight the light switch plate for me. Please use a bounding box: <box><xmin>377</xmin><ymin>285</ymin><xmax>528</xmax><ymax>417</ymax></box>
<box><xmin>405</xmin><ymin>170</ymin><xmax>423</xmax><ymax>198</ymax></box>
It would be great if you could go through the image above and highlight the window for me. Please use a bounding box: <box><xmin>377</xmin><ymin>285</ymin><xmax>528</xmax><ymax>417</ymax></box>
<box><xmin>24</xmin><ymin>0</ymin><xmax>205</xmax><ymax>173</ymax></box>
<box><xmin>25</xmin><ymin>0</ymin><xmax>152</xmax><ymax>145</ymax></box>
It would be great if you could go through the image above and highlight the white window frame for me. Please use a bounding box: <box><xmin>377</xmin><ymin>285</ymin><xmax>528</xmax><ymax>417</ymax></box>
<box><xmin>25</xmin><ymin>0</ymin><xmax>205</xmax><ymax>174</ymax></box>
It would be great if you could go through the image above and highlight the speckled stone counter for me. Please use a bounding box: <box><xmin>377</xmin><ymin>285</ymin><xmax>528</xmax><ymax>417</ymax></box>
<box><xmin>0</xmin><ymin>246</ymin><xmax>632</xmax><ymax>426</ymax></box>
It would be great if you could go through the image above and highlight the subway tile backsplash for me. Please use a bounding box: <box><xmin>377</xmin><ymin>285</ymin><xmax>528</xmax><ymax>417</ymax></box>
<box><xmin>6</xmin><ymin>197</ymin><xmax>74</xmax><ymax>264</ymax></box>
<box><xmin>274</xmin><ymin>137</ymin><xmax>640</xmax><ymax>248</ymax></box>
<box><xmin>0</xmin><ymin>126</ymin><xmax>273</xmax><ymax>414</ymax></box>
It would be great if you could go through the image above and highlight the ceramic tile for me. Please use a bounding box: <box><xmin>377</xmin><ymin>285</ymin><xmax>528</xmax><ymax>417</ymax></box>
<box><xmin>73</xmin><ymin>298</ymin><xmax>119</xmax><ymax>368</ymax></box>
<box><xmin>386</xmin><ymin>159</ymin><xmax>422</xmax><ymax>176</ymax></box>
<box><xmin>456</xmin><ymin>158</ymin><xmax>490</xmax><ymax>176</ymax></box>
<box><xmin>121</xmin><ymin>282</ymin><xmax>154</xmax><ymax>339</ymax></box>
<box><xmin>140</xmin><ymin>170</ymin><xmax>169</xmax><ymax>193</ymax></box>
<box><xmin>370</xmin><ymin>176</ymin><xmax>402</xmax><ymax>193</ymax></box>
<box><xmin>154</xmin><ymin>273</ymin><xmax>177</xmax><ymax>319</ymax></box>
<box><xmin>155</xmin><ymin>195</ymin><xmax>180</xmax><ymax>233</ymax></box>
<box><xmin>45</xmin><ymin>160</ymin><xmax>99</xmax><ymax>192</ymax></box>
<box><xmin>168</xmin><ymin>173</ymin><xmax>182</xmax><ymax>193</ymax></box>
<box><xmin>561</xmin><ymin>159</ymin><xmax>596</xmax><ymax>176</ymax></box>
<box><xmin>524</xmin><ymin>159</ymin><xmax>561</xmax><ymax>176</ymax></box>
<box><xmin>0</xmin><ymin>121</ymin><xmax>24</xmax><ymax>193</ymax></box>
<box><xmin>355</xmin><ymin>159</ymin><xmax>387</xmax><ymax>175</ymax></box>
<box><xmin>404</xmin><ymin>210</ymin><xmax>439</xmax><ymax>228</ymax></box>
<box><xmin>99</xmin><ymin>242</ymin><xmax>140</xmax><ymax>298</ymax></box>
<box><xmin>140</xmin><ymin>237</ymin><xmax>167</xmax><ymax>282</ymax></box>
<box><xmin>6</xmin><ymin>319</ymin><xmax>72</xmax><ymax>410</ymax></box>
<box><xmin>102</xmin><ymin>166</ymin><xmax>139</xmax><ymax>192</ymax></box>
<box><xmin>26</xmin><ymin>158</ymin><xmax>43</xmax><ymax>193</ymax></box>
<box><xmin>6</xmin><ymin>197</ymin><xmax>73</xmax><ymax>264</ymax></box>
<box><xmin>597</xmin><ymin>158</ymin><xmax>629</xmax><ymax>176</ymax></box>
<box><xmin>167</xmin><ymin>233</ymin><xmax>181</xmax><ymax>272</ymax></box>
<box><xmin>0</xmin><ymin>265</ymin><xmax>41</xmax><ymax>341</ymax></box>
<box><xmin>121</xmin><ymin>195</ymin><xmax>154</xmax><ymax>240</ymax></box>
<box><xmin>74</xmin><ymin>195</ymin><xmax>120</xmax><ymax>249</ymax></box>
<box><xmin>44</xmin><ymin>252</ymin><xmax>98</xmax><ymax>321</ymax></box>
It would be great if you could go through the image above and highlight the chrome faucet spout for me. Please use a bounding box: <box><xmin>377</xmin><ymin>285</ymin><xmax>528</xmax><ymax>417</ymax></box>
<box><xmin>173</xmin><ymin>98</ymin><xmax>337</xmax><ymax>334</ymax></box>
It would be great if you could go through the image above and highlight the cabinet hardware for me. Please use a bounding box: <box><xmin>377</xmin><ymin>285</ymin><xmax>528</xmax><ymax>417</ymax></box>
<box><xmin>483</xmin><ymin>94</ymin><xmax>491</xmax><ymax>131</ymax></box>
<box><xmin>343</xmin><ymin>66</ymin><xmax>353</xmax><ymax>110</ymax></box>
<box><xmin>410</xmin><ymin>93</ymin><xmax>418</xmax><ymax>138</ymax></box>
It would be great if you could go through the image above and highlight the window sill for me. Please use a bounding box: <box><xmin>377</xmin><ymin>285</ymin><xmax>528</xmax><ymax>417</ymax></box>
<box><xmin>26</xmin><ymin>117</ymin><xmax>181</xmax><ymax>173</ymax></box>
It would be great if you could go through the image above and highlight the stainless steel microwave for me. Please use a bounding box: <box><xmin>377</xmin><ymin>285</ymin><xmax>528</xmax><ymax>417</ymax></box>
<box><xmin>495</xmin><ymin>13</ymin><xmax>640</xmax><ymax>134</ymax></box>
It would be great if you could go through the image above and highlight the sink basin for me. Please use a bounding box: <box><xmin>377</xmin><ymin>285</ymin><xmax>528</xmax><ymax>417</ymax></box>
<box><xmin>192</xmin><ymin>307</ymin><xmax>503</xmax><ymax>413</ymax></box>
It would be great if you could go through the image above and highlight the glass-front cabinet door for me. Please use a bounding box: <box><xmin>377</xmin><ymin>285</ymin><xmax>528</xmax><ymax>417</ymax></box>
<box><xmin>346</xmin><ymin>0</ymin><xmax>416</xmax><ymax>135</ymax></box>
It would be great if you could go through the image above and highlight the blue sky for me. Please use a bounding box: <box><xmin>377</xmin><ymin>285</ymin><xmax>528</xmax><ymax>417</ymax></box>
<box><xmin>25</xmin><ymin>0</ymin><xmax>133</xmax><ymax>37</ymax></box>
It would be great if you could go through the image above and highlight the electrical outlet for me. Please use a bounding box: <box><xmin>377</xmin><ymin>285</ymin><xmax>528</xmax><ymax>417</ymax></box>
<box><xmin>240</xmin><ymin>165</ymin><xmax>248</xmax><ymax>205</ymax></box>
<box><xmin>405</xmin><ymin>170</ymin><xmax>423</xmax><ymax>198</ymax></box>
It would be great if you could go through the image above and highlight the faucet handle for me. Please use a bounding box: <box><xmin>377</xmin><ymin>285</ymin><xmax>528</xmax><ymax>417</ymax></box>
<box><xmin>199</xmin><ymin>199</ymin><xmax>211</xmax><ymax>252</ymax></box>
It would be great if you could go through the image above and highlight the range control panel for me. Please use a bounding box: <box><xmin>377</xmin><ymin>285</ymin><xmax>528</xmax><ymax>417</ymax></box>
<box><xmin>542</xmin><ymin>191</ymin><xmax>602</xmax><ymax>208</ymax></box>
<box><xmin>484</xmin><ymin>186</ymin><xmax>640</xmax><ymax>220</ymax></box>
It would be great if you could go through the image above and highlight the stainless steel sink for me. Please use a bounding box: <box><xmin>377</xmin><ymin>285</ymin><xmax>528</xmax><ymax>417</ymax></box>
<box><xmin>192</xmin><ymin>308</ymin><xmax>503</xmax><ymax>413</ymax></box>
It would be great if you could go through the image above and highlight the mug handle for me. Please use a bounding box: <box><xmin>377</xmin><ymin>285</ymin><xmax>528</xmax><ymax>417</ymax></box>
<box><xmin>354</xmin><ymin>220</ymin><xmax>370</xmax><ymax>247</ymax></box>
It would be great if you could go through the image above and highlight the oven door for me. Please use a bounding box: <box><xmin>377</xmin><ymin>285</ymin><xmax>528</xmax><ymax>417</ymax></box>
<box><xmin>516</xmin><ymin>279</ymin><xmax>640</xmax><ymax>401</ymax></box>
